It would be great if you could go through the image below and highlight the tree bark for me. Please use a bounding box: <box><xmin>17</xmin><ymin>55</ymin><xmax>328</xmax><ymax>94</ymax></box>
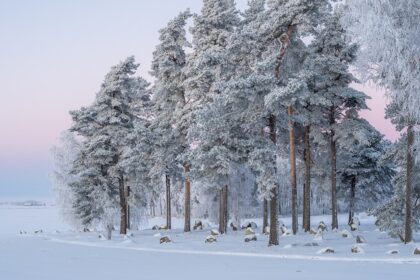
<box><xmin>405</xmin><ymin>125</ymin><xmax>414</xmax><ymax>243</ymax></box>
<box><xmin>268</xmin><ymin>114</ymin><xmax>279</xmax><ymax>246</ymax></box>
<box><xmin>348</xmin><ymin>176</ymin><xmax>356</xmax><ymax>225</ymax></box>
<box><xmin>330</xmin><ymin>107</ymin><xmax>338</xmax><ymax>230</ymax></box>
<box><xmin>219</xmin><ymin>185</ymin><xmax>228</xmax><ymax>234</ymax></box>
<box><xmin>119</xmin><ymin>175</ymin><xmax>127</xmax><ymax>235</ymax></box>
<box><xmin>165</xmin><ymin>174</ymin><xmax>171</xmax><ymax>230</ymax></box>
<box><xmin>184</xmin><ymin>164</ymin><xmax>191</xmax><ymax>232</ymax></box>
<box><xmin>263</xmin><ymin>199</ymin><xmax>268</xmax><ymax>234</ymax></box>
<box><xmin>125</xmin><ymin>185</ymin><xmax>131</xmax><ymax>230</ymax></box>
<box><xmin>289</xmin><ymin>107</ymin><xmax>298</xmax><ymax>235</ymax></box>
<box><xmin>303</xmin><ymin>125</ymin><xmax>311</xmax><ymax>232</ymax></box>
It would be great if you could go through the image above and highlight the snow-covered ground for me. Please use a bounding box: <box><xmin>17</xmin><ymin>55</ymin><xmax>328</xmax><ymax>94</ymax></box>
<box><xmin>0</xmin><ymin>206</ymin><xmax>419</xmax><ymax>279</ymax></box>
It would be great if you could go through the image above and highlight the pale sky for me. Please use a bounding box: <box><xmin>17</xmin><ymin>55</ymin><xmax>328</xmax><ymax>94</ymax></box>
<box><xmin>0</xmin><ymin>0</ymin><xmax>398</xmax><ymax>199</ymax></box>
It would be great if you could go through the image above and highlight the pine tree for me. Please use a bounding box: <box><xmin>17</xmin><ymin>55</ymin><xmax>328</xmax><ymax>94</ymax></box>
<box><xmin>70</xmin><ymin>56</ymin><xmax>143</xmax><ymax>237</ymax></box>
<box><xmin>150</xmin><ymin>10</ymin><xmax>192</xmax><ymax>230</ymax></box>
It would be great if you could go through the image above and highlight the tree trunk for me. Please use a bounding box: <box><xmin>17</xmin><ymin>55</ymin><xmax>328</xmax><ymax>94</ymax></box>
<box><xmin>263</xmin><ymin>199</ymin><xmax>268</xmax><ymax>234</ymax></box>
<box><xmin>125</xmin><ymin>185</ymin><xmax>131</xmax><ymax>230</ymax></box>
<box><xmin>268</xmin><ymin>114</ymin><xmax>279</xmax><ymax>246</ymax></box>
<box><xmin>119</xmin><ymin>175</ymin><xmax>127</xmax><ymax>235</ymax></box>
<box><xmin>405</xmin><ymin>125</ymin><xmax>414</xmax><ymax>243</ymax></box>
<box><xmin>166</xmin><ymin>174</ymin><xmax>171</xmax><ymax>230</ymax></box>
<box><xmin>219</xmin><ymin>185</ymin><xmax>228</xmax><ymax>234</ymax></box>
<box><xmin>224</xmin><ymin>185</ymin><xmax>228</xmax><ymax>234</ymax></box>
<box><xmin>288</xmin><ymin>106</ymin><xmax>298</xmax><ymax>235</ymax></box>
<box><xmin>330</xmin><ymin>107</ymin><xmax>338</xmax><ymax>230</ymax></box>
<box><xmin>303</xmin><ymin>125</ymin><xmax>311</xmax><ymax>232</ymax></box>
<box><xmin>184</xmin><ymin>164</ymin><xmax>191</xmax><ymax>232</ymax></box>
<box><xmin>348</xmin><ymin>176</ymin><xmax>356</xmax><ymax>225</ymax></box>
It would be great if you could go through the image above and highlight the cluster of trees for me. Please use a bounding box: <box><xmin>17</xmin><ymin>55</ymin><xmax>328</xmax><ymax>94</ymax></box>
<box><xmin>51</xmin><ymin>0</ymin><xmax>419</xmax><ymax>245</ymax></box>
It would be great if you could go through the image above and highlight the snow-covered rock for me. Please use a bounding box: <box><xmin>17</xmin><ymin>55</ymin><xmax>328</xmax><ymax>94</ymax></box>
<box><xmin>244</xmin><ymin>228</ymin><xmax>255</xmax><ymax>235</ymax></box>
<box><xmin>244</xmin><ymin>234</ymin><xmax>257</xmax><ymax>242</ymax></box>
<box><xmin>351</xmin><ymin>245</ymin><xmax>364</xmax><ymax>254</ymax></box>
<box><xmin>159</xmin><ymin>236</ymin><xmax>171</xmax><ymax>244</ymax></box>
<box><xmin>342</xmin><ymin>230</ymin><xmax>352</xmax><ymax>238</ymax></box>
<box><xmin>241</xmin><ymin>222</ymin><xmax>257</xmax><ymax>230</ymax></box>
<box><xmin>210</xmin><ymin>229</ymin><xmax>220</xmax><ymax>236</ymax></box>
<box><xmin>230</xmin><ymin>222</ymin><xmax>238</xmax><ymax>231</ymax></box>
<box><xmin>264</xmin><ymin>226</ymin><xmax>270</xmax><ymax>235</ymax></box>
<box><xmin>280</xmin><ymin>226</ymin><xmax>288</xmax><ymax>235</ymax></box>
<box><xmin>387</xmin><ymin>250</ymin><xmax>399</xmax><ymax>255</ymax></box>
<box><xmin>356</xmin><ymin>235</ymin><xmax>367</xmax><ymax>244</ymax></box>
<box><xmin>205</xmin><ymin>235</ymin><xmax>217</xmax><ymax>243</ymax></box>
<box><xmin>193</xmin><ymin>220</ymin><xmax>203</xmax><ymax>230</ymax></box>
<box><xmin>318</xmin><ymin>247</ymin><xmax>335</xmax><ymax>254</ymax></box>
<box><xmin>414</xmin><ymin>248</ymin><xmax>420</xmax><ymax>255</ymax></box>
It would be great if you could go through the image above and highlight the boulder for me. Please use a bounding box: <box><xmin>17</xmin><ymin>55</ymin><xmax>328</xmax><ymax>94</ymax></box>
<box><xmin>414</xmin><ymin>248</ymin><xmax>420</xmax><ymax>255</ymax></box>
<box><xmin>205</xmin><ymin>235</ymin><xmax>217</xmax><ymax>243</ymax></box>
<box><xmin>351</xmin><ymin>245</ymin><xmax>364</xmax><ymax>254</ymax></box>
<box><xmin>245</xmin><ymin>234</ymin><xmax>257</xmax><ymax>242</ymax></box>
<box><xmin>193</xmin><ymin>220</ymin><xmax>203</xmax><ymax>231</ymax></box>
<box><xmin>342</xmin><ymin>230</ymin><xmax>352</xmax><ymax>238</ymax></box>
<box><xmin>244</xmin><ymin>228</ymin><xmax>255</xmax><ymax>235</ymax></box>
<box><xmin>152</xmin><ymin>225</ymin><xmax>160</xmax><ymax>230</ymax></box>
<box><xmin>160</xmin><ymin>236</ymin><xmax>171</xmax><ymax>244</ymax></box>
<box><xmin>241</xmin><ymin>222</ymin><xmax>258</xmax><ymax>230</ymax></box>
<box><xmin>318</xmin><ymin>221</ymin><xmax>327</xmax><ymax>232</ymax></box>
<box><xmin>318</xmin><ymin>247</ymin><xmax>335</xmax><ymax>254</ymax></box>
<box><xmin>230</xmin><ymin>222</ymin><xmax>238</xmax><ymax>231</ymax></box>
<box><xmin>210</xmin><ymin>229</ymin><xmax>220</xmax><ymax>236</ymax></box>
<box><xmin>356</xmin><ymin>235</ymin><xmax>367</xmax><ymax>244</ymax></box>
<box><xmin>387</xmin><ymin>250</ymin><xmax>399</xmax><ymax>255</ymax></box>
<box><xmin>159</xmin><ymin>225</ymin><xmax>168</xmax><ymax>230</ymax></box>
<box><xmin>264</xmin><ymin>226</ymin><xmax>270</xmax><ymax>235</ymax></box>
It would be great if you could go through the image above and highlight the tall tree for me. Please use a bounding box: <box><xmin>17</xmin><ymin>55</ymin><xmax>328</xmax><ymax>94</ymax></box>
<box><xmin>184</xmin><ymin>0</ymin><xmax>240</xmax><ymax>232</ymax></box>
<box><xmin>150</xmin><ymin>10</ymin><xmax>192</xmax><ymax>230</ymax></box>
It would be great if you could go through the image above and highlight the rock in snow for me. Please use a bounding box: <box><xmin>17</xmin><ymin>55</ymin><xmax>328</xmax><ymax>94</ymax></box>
<box><xmin>318</xmin><ymin>247</ymin><xmax>335</xmax><ymax>254</ymax></box>
<box><xmin>159</xmin><ymin>236</ymin><xmax>171</xmax><ymax>244</ymax></box>
<box><xmin>244</xmin><ymin>228</ymin><xmax>255</xmax><ymax>236</ymax></box>
<box><xmin>356</xmin><ymin>235</ymin><xmax>367</xmax><ymax>244</ymax></box>
<box><xmin>351</xmin><ymin>245</ymin><xmax>364</xmax><ymax>254</ymax></box>
<box><xmin>244</xmin><ymin>234</ymin><xmax>257</xmax><ymax>242</ymax></box>
<box><xmin>241</xmin><ymin>222</ymin><xmax>258</xmax><ymax>230</ymax></box>
<box><xmin>342</xmin><ymin>230</ymin><xmax>352</xmax><ymax>238</ymax></box>
<box><xmin>414</xmin><ymin>248</ymin><xmax>420</xmax><ymax>255</ymax></box>
<box><xmin>387</xmin><ymin>250</ymin><xmax>399</xmax><ymax>255</ymax></box>
<box><xmin>205</xmin><ymin>235</ymin><xmax>217</xmax><ymax>243</ymax></box>
<box><xmin>230</xmin><ymin>222</ymin><xmax>238</xmax><ymax>231</ymax></box>
<box><xmin>210</xmin><ymin>229</ymin><xmax>220</xmax><ymax>236</ymax></box>
<box><xmin>349</xmin><ymin>217</ymin><xmax>360</xmax><ymax>231</ymax></box>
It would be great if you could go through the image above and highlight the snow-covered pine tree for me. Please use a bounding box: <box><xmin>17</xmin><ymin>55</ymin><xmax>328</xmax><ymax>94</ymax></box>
<box><xmin>183</xmin><ymin>0</ymin><xmax>240</xmax><ymax>232</ymax></box>
<box><xmin>70</xmin><ymin>56</ymin><xmax>142</xmax><ymax>237</ymax></box>
<box><xmin>149</xmin><ymin>10</ymin><xmax>192</xmax><ymax>230</ymax></box>
<box><xmin>308</xmin><ymin>10</ymin><xmax>368</xmax><ymax>230</ymax></box>
<box><xmin>371</xmin><ymin>134</ymin><xmax>420</xmax><ymax>242</ymax></box>
<box><xmin>251</xmin><ymin>0</ymin><xmax>330</xmax><ymax>239</ymax></box>
<box><xmin>336</xmin><ymin>109</ymin><xmax>394</xmax><ymax>224</ymax></box>
<box><xmin>344</xmin><ymin>0</ymin><xmax>420</xmax><ymax>243</ymax></box>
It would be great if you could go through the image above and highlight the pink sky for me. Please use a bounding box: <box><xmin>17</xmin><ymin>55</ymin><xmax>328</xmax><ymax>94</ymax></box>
<box><xmin>0</xmin><ymin>0</ymin><xmax>399</xmax><ymax>198</ymax></box>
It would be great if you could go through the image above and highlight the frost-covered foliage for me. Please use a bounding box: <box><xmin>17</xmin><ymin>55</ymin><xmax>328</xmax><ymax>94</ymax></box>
<box><xmin>371</xmin><ymin>136</ymin><xmax>420</xmax><ymax>241</ymax></box>
<box><xmin>336</xmin><ymin>110</ymin><xmax>394</xmax><ymax>211</ymax></box>
<box><xmin>69</xmin><ymin>56</ymin><xmax>148</xmax><ymax>230</ymax></box>
<box><xmin>50</xmin><ymin>131</ymin><xmax>81</xmax><ymax>228</ymax></box>
<box><xmin>50</xmin><ymin>0</ymin><xmax>406</xmax><ymax>241</ymax></box>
